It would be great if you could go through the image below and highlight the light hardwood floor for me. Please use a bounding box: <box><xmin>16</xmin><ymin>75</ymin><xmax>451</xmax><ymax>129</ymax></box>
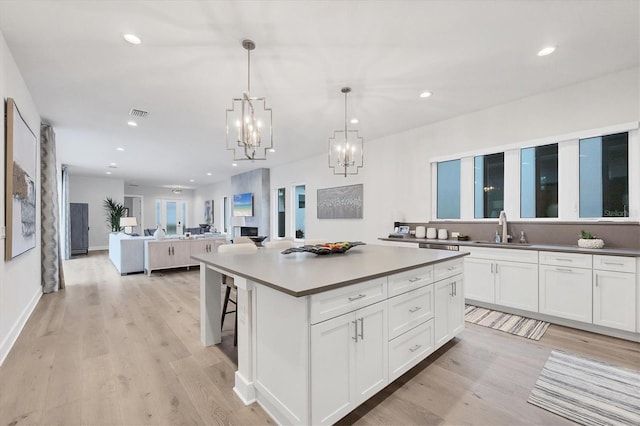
<box><xmin>1</xmin><ymin>251</ymin><xmax>638</xmax><ymax>425</ymax></box>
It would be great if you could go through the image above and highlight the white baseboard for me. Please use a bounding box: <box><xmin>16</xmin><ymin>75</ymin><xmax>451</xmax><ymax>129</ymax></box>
<box><xmin>0</xmin><ymin>288</ymin><xmax>42</xmax><ymax>366</ymax></box>
<box><xmin>89</xmin><ymin>246</ymin><xmax>108</xmax><ymax>252</ymax></box>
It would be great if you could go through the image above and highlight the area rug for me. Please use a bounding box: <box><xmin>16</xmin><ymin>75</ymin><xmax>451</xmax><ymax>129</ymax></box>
<box><xmin>464</xmin><ymin>305</ymin><xmax>550</xmax><ymax>340</ymax></box>
<box><xmin>528</xmin><ymin>350</ymin><xmax>640</xmax><ymax>426</ymax></box>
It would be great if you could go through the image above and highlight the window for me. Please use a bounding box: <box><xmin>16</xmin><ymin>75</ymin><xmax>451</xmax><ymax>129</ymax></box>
<box><xmin>474</xmin><ymin>153</ymin><xmax>504</xmax><ymax>218</ymax></box>
<box><xmin>277</xmin><ymin>188</ymin><xmax>286</xmax><ymax>238</ymax></box>
<box><xmin>579</xmin><ymin>132</ymin><xmax>629</xmax><ymax>218</ymax></box>
<box><xmin>521</xmin><ymin>143</ymin><xmax>558</xmax><ymax>218</ymax></box>
<box><xmin>436</xmin><ymin>160</ymin><xmax>460</xmax><ymax>219</ymax></box>
<box><xmin>294</xmin><ymin>185</ymin><xmax>305</xmax><ymax>239</ymax></box>
<box><xmin>223</xmin><ymin>196</ymin><xmax>229</xmax><ymax>233</ymax></box>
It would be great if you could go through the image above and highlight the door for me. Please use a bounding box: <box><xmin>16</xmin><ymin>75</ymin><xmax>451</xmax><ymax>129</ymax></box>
<box><xmin>70</xmin><ymin>203</ymin><xmax>88</xmax><ymax>255</ymax></box>
<box><xmin>310</xmin><ymin>312</ymin><xmax>354</xmax><ymax>425</ymax></box>
<box><xmin>463</xmin><ymin>257</ymin><xmax>494</xmax><ymax>303</ymax></box>
<box><xmin>353</xmin><ymin>301</ymin><xmax>388</xmax><ymax>403</ymax></box>
<box><xmin>448</xmin><ymin>277</ymin><xmax>465</xmax><ymax>338</ymax></box>
<box><xmin>539</xmin><ymin>265</ymin><xmax>592</xmax><ymax>322</ymax></box>
<box><xmin>495</xmin><ymin>261</ymin><xmax>538</xmax><ymax>311</ymax></box>
<box><xmin>593</xmin><ymin>270</ymin><xmax>636</xmax><ymax>332</ymax></box>
<box><xmin>171</xmin><ymin>241</ymin><xmax>193</xmax><ymax>266</ymax></box>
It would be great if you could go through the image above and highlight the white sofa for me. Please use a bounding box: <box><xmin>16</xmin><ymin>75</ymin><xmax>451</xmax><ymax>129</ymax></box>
<box><xmin>109</xmin><ymin>233</ymin><xmax>154</xmax><ymax>275</ymax></box>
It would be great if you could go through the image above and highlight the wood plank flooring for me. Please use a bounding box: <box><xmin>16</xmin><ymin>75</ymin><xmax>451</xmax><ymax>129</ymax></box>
<box><xmin>1</xmin><ymin>251</ymin><xmax>638</xmax><ymax>425</ymax></box>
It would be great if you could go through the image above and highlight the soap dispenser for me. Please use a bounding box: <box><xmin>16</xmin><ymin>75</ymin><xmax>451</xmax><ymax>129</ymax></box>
<box><xmin>494</xmin><ymin>230</ymin><xmax>501</xmax><ymax>243</ymax></box>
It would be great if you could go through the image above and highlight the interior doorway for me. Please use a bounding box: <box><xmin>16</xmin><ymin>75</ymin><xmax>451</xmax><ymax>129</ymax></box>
<box><xmin>124</xmin><ymin>195</ymin><xmax>143</xmax><ymax>235</ymax></box>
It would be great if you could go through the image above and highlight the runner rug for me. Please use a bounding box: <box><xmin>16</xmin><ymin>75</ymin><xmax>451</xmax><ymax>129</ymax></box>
<box><xmin>528</xmin><ymin>350</ymin><xmax>640</xmax><ymax>426</ymax></box>
<box><xmin>464</xmin><ymin>304</ymin><xmax>550</xmax><ymax>340</ymax></box>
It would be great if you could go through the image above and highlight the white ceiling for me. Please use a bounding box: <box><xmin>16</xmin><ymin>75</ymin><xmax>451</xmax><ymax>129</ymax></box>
<box><xmin>1</xmin><ymin>0</ymin><xmax>638</xmax><ymax>189</ymax></box>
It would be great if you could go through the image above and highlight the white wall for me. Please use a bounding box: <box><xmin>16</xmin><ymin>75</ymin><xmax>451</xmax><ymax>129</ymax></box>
<box><xmin>69</xmin><ymin>175</ymin><xmax>124</xmax><ymax>250</ymax></box>
<box><xmin>124</xmin><ymin>184</ymin><xmax>195</xmax><ymax>233</ymax></box>
<box><xmin>270</xmin><ymin>67</ymin><xmax>640</xmax><ymax>244</ymax></box>
<box><xmin>192</xmin><ymin>180</ymin><xmax>232</xmax><ymax>233</ymax></box>
<box><xmin>0</xmin><ymin>30</ymin><xmax>43</xmax><ymax>365</ymax></box>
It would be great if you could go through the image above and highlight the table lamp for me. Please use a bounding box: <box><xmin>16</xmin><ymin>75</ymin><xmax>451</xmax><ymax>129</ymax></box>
<box><xmin>120</xmin><ymin>217</ymin><xmax>137</xmax><ymax>234</ymax></box>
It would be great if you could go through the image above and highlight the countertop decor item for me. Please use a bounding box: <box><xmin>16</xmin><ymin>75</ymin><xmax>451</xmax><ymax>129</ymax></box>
<box><xmin>415</xmin><ymin>226</ymin><xmax>426</xmax><ymax>238</ymax></box>
<box><xmin>578</xmin><ymin>229</ymin><xmax>604</xmax><ymax>249</ymax></box>
<box><xmin>281</xmin><ymin>241</ymin><xmax>365</xmax><ymax>255</ymax></box>
<box><xmin>426</xmin><ymin>228</ymin><xmax>437</xmax><ymax>239</ymax></box>
<box><xmin>437</xmin><ymin>229</ymin><xmax>448</xmax><ymax>240</ymax></box>
<box><xmin>153</xmin><ymin>225</ymin><xmax>165</xmax><ymax>240</ymax></box>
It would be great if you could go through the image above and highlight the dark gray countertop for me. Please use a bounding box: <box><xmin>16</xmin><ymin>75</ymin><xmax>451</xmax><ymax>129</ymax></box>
<box><xmin>379</xmin><ymin>237</ymin><xmax>640</xmax><ymax>257</ymax></box>
<box><xmin>193</xmin><ymin>244</ymin><xmax>468</xmax><ymax>297</ymax></box>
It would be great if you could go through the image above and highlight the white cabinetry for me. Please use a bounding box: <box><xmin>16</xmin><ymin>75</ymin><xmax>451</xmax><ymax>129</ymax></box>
<box><xmin>310</xmin><ymin>300</ymin><xmax>388</xmax><ymax>425</ymax></box>
<box><xmin>539</xmin><ymin>251</ymin><xmax>593</xmax><ymax>323</ymax></box>
<box><xmin>593</xmin><ymin>255</ymin><xmax>637</xmax><ymax>332</ymax></box>
<box><xmin>464</xmin><ymin>247</ymin><xmax>539</xmax><ymax>311</ymax></box>
<box><xmin>434</xmin><ymin>275</ymin><xmax>464</xmax><ymax>349</ymax></box>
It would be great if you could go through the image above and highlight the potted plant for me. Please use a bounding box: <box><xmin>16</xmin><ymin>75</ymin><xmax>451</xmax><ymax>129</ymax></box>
<box><xmin>578</xmin><ymin>229</ymin><xmax>604</xmax><ymax>249</ymax></box>
<box><xmin>103</xmin><ymin>197</ymin><xmax>126</xmax><ymax>232</ymax></box>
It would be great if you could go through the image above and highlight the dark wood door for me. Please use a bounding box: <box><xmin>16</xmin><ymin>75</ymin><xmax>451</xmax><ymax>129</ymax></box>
<box><xmin>70</xmin><ymin>203</ymin><xmax>88</xmax><ymax>255</ymax></box>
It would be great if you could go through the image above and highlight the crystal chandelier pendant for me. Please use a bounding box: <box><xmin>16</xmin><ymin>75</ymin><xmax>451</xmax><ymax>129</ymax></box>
<box><xmin>226</xmin><ymin>39</ymin><xmax>273</xmax><ymax>161</ymax></box>
<box><xmin>329</xmin><ymin>87</ymin><xmax>363</xmax><ymax>177</ymax></box>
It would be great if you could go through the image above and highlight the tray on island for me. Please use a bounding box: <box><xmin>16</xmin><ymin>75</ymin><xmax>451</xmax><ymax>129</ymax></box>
<box><xmin>281</xmin><ymin>241</ymin><xmax>365</xmax><ymax>255</ymax></box>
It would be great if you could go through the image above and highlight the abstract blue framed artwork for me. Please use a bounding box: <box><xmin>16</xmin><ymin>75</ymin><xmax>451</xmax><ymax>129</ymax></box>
<box><xmin>233</xmin><ymin>192</ymin><xmax>253</xmax><ymax>217</ymax></box>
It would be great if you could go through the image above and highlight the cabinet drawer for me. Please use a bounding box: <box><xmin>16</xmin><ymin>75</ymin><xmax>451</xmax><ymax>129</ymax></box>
<box><xmin>388</xmin><ymin>265</ymin><xmax>433</xmax><ymax>297</ymax></box>
<box><xmin>434</xmin><ymin>259</ymin><xmax>464</xmax><ymax>281</ymax></box>
<box><xmin>310</xmin><ymin>278</ymin><xmax>387</xmax><ymax>324</ymax></box>
<box><xmin>593</xmin><ymin>255</ymin><xmax>636</xmax><ymax>273</ymax></box>
<box><xmin>466</xmin><ymin>247</ymin><xmax>538</xmax><ymax>264</ymax></box>
<box><xmin>388</xmin><ymin>319</ymin><xmax>434</xmax><ymax>382</ymax></box>
<box><xmin>388</xmin><ymin>285</ymin><xmax>434</xmax><ymax>339</ymax></box>
<box><xmin>539</xmin><ymin>251</ymin><xmax>592</xmax><ymax>269</ymax></box>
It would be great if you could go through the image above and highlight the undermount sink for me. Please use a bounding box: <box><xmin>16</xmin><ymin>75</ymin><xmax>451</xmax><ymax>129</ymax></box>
<box><xmin>472</xmin><ymin>241</ymin><xmax>532</xmax><ymax>246</ymax></box>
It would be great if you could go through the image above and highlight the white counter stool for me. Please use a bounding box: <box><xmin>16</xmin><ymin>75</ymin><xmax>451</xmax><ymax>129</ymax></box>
<box><xmin>218</xmin><ymin>243</ymin><xmax>258</xmax><ymax>346</ymax></box>
<box><xmin>262</xmin><ymin>240</ymin><xmax>296</xmax><ymax>249</ymax></box>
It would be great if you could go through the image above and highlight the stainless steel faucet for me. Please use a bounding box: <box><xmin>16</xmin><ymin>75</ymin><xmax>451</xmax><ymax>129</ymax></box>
<box><xmin>498</xmin><ymin>210</ymin><xmax>508</xmax><ymax>243</ymax></box>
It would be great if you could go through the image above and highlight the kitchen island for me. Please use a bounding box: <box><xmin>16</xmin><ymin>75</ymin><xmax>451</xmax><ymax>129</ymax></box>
<box><xmin>193</xmin><ymin>244</ymin><xmax>468</xmax><ymax>425</ymax></box>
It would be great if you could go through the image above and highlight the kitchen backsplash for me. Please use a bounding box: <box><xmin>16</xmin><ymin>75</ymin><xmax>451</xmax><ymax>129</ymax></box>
<box><xmin>400</xmin><ymin>221</ymin><xmax>640</xmax><ymax>249</ymax></box>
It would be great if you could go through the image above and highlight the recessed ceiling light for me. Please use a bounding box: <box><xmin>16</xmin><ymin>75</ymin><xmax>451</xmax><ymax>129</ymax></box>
<box><xmin>232</xmin><ymin>163</ymin><xmax>238</xmax><ymax>167</ymax></box>
<box><xmin>106</xmin><ymin>171</ymin><xmax>112</xmax><ymax>175</ymax></box>
<box><xmin>206</xmin><ymin>172</ymin><xmax>212</xmax><ymax>176</ymax></box>
<box><xmin>116</xmin><ymin>147</ymin><xmax>125</xmax><ymax>151</ymax></box>
<box><xmin>123</xmin><ymin>34</ymin><xmax>141</xmax><ymax>45</ymax></box>
<box><xmin>268</xmin><ymin>148</ymin><xmax>276</xmax><ymax>153</ymax></box>
<box><xmin>189</xmin><ymin>179</ymin><xmax>195</xmax><ymax>183</ymax></box>
<box><xmin>127</xmin><ymin>120</ymin><xmax>138</xmax><ymax>127</ymax></box>
<box><xmin>537</xmin><ymin>46</ymin><xmax>556</xmax><ymax>56</ymax></box>
<box><xmin>419</xmin><ymin>91</ymin><xmax>433</xmax><ymax>98</ymax></box>
<box><xmin>350</xmin><ymin>118</ymin><xmax>359</xmax><ymax>124</ymax></box>
<box><xmin>109</xmin><ymin>162</ymin><xmax>117</xmax><ymax>168</ymax></box>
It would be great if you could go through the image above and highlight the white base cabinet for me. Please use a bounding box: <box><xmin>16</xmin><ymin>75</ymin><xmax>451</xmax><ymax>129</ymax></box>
<box><xmin>435</xmin><ymin>275</ymin><xmax>464</xmax><ymax>349</ymax></box>
<box><xmin>464</xmin><ymin>247</ymin><xmax>539</xmax><ymax>312</ymax></box>
<box><xmin>593</xmin><ymin>255</ymin><xmax>637</xmax><ymax>332</ymax></box>
<box><xmin>310</xmin><ymin>301</ymin><xmax>388</xmax><ymax>425</ymax></box>
<box><xmin>250</xmin><ymin>258</ymin><xmax>465</xmax><ymax>426</ymax></box>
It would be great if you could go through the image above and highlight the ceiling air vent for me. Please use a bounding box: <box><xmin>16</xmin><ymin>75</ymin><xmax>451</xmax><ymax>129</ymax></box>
<box><xmin>129</xmin><ymin>108</ymin><xmax>148</xmax><ymax>118</ymax></box>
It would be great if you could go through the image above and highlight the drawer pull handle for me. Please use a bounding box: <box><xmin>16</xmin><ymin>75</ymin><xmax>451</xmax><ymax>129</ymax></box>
<box><xmin>603</xmin><ymin>262</ymin><xmax>624</xmax><ymax>266</ymax></box>
<box><xmin>408</xmin><ymin>277</ymin><xmax>421</xmax><ymax>282</ymax></box>
<box><xmin>348</xmin><ymin>294</ymin><xmax>366</xmax><ymax>302</ymax></box>
<box><xmin>555</xmin><ymin>267</ymin><xmax>573</xmax><ymax>273</ymax></box>
<box><xmin>447</xmin><ymin>267</ymin><xmax>455</xmax><ymax>271</ymax></box>
<box><xmin>358</xmin><ymin>317</ymin><xmax>364</xmax><ymax>340</ymax></box>
<box><xmin>409</xmin><ymin>344</ymin><xmax>422</xmax><ymax>353</ymax></box>
<box><xmin>409</xmin><ymin>306</ymin><xmax>422</xmax><ymax>313</ymax></box>
<box><xmin>352</xmin><ymin>320</ymin><xmax>358</xmax><ymax>342</ymax></box>
<box><xmin>555</xmin><ymin>258</ymin><xmax>573</xmax><ymax>262</ymax></box>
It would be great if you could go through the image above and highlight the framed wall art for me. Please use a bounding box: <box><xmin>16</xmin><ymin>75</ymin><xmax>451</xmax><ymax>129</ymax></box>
<box><xmin>204</xmin><ymin>199</ymin><xmax>214</xmax><ymax>224</ymax></box>
<box><xmin>317</xmin><ymin>183</ymin><xmax>363</xmax><ymax>219</ymax></box>
<box><xmin>5</xmin><ymin>98</ymin><xmax>37</xmax><ymax>260</ymax></box>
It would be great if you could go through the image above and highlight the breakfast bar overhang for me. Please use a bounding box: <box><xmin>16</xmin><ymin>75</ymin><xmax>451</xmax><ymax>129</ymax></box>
<box><xmin>193</xmin><ymin>244</ymin><xmax>468</xmax><ymax>425</ymax></box>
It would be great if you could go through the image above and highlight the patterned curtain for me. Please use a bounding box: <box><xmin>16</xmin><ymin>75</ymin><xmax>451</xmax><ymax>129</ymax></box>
<box><xmin>40</xmin><ymin>124</ymin><xmax>64</xmax><ymax>292</ymax></box>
